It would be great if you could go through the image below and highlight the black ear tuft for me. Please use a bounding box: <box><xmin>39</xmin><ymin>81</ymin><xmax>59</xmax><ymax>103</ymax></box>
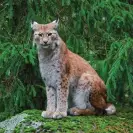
<box><xmin>55</xmin><ymin>18</ymin><xmax>59</xmax><ymax>23</ymax></box>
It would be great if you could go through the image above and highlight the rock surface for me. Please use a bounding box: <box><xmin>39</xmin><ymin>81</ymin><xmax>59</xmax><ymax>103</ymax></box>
<box><xmin>0</xmin><ymin>107</ymin><xmax>133</xmax><ymax>133</ymax></box>
<box><xmin>0</xmin><ymin>113</ymin><xmax>27</xmax><ymax>133</ymax></box>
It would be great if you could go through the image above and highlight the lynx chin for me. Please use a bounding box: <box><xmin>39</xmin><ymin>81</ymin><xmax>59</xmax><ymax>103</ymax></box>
<box><xmin>31</xmin><ymin>20</ymin><xmax>116</xmax><ymax>119</ymax></box>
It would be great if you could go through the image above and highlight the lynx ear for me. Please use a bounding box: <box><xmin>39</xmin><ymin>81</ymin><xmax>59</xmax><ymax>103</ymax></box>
<box><xmin>31</xmin><ymin>21</ymin><xmax>38</xmax><ymax>30</ymax></box>
<box><xmin>52</xmin><ymin>19</ymin><xmax>59</xmax><ymax>29</ymax></box>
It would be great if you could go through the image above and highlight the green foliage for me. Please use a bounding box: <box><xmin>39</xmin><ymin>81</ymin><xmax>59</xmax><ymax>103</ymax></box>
<box><xmin>95</xmin><ymin>38</ymin><xmax>133</xmax><ymax>103</ymax></box>
<box><xmin>0</xmin><ymin>112</ymin><xmax>10</xmax><ymax>122</ymax></box>
<box><xmin>0</xmin><ymin>0</ymin><xmax>133</xmax><ymax>114</ymax></box>
<box><xmin>0</xmin><ymin>42</ymin><xmax>46</xmax><ymax>114</ymax></box>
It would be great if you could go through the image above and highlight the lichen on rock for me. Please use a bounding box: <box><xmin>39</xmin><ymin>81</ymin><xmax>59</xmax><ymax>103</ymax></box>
<box><xmin>0</xmin><ymin>113</ymin><xmax>28</xmax><ymax>133</ymax></box>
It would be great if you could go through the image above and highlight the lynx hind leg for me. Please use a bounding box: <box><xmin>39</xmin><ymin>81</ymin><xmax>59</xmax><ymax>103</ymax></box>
<box><xmin>73</xmin><ymin>72</ymin><xmax>95</xmax><ymax>109</ymax></box>
<box><xmin>73</xmin><ymin>72</ymin><xmax>116</xmax><ymax>116</ymax></box>
<box><xmin>69</xmin><ymin>73</ymin><xmax>95</xmax><ymax>116</ymax></box>
<box><xmin>69</xmin><ymin>107</ymin><xmax>95</xmax><ymax>116</ymax></box>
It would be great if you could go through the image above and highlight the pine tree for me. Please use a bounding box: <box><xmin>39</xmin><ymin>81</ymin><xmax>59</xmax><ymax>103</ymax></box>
<box><xmin>0</xmin><ymin>0</ymin><xmax>133</xmax><ymax>114</ymax></box>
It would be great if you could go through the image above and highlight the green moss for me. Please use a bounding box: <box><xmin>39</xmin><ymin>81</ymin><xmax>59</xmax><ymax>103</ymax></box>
<box><xmin>14</xmin><ymin>123</ymin><xmax>22</xmax><ymax>133</ymax></box>
<box><xmin>14</xmin><ymin>107</ymin><xmax>133</xmax><ymax>133</ymax></box>
<box><xmin>3</xmin><ymin>107</ymin><xmax>133</xmax><ymax>133</ymax></box>
<box><xmin>23</xmin><ymin>127</ymin><xmax>36</xmax><ymax>133</ymax></box>
<box><xmin>0</xmin><ymin>128</ymin><xmax>5</xmax><ymax>133</ymax></box>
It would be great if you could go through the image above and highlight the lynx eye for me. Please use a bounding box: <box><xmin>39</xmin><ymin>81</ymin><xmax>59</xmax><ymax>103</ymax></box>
<box><xmin>47</xmin><ymin>33</ymin><xmax>52</xmax><ymax>36</ymax></box>
<box><xmin>38</xmin><ymin>33</ymin><xmax>43</xmax><ymax>37</ymax></box>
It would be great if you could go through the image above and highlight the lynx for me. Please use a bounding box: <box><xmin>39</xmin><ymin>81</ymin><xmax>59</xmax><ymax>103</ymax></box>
<box><xmin>31</xmin><ymin>20</ymin><xmax>116</xmax><ymax>119</ymax></box>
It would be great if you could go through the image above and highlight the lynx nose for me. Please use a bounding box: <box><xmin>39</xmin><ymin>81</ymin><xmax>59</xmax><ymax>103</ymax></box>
<box><xmin>43</xmin><ymin>40</ymin><xmax>48</xmax><ymax>44</ymax></box>
<box><xmin>43</xmin><ymin>38</ymin><xmax>48</xmax><ymax>44</ymax></box>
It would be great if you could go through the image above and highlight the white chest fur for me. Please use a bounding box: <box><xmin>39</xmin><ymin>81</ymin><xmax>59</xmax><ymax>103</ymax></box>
<box><xmin>37</xmin><ymin>47</ymin><xmax>61</xmax><ymax>88</ymax></box>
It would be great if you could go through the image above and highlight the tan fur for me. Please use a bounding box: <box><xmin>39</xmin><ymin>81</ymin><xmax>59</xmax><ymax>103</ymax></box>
<box><xmin>31</xmin><ymin>20</ymin><xmax>116</xmax><ymax>118</ymax></box>
<box><xmin>62</xmin><ymin>46</ymin><xmax>109</xmax><ymax>114</ymax></box>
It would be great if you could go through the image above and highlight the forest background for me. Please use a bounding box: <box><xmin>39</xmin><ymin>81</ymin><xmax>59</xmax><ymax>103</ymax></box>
<box><xmin>0</xmin><ymin>0</ymin><xmax>133</xmax><ymax>118</ymax></box>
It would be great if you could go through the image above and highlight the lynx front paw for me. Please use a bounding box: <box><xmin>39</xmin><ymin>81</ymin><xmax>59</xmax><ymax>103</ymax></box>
<box><xmin>41</xmin><ymin>111</ymin><xmax>54</xmax><ymax>118</ymax></box>
<box><xmin>52</xmin><ymin>111</ymin><xmax>67</xmax><ymax>119</ymax></box>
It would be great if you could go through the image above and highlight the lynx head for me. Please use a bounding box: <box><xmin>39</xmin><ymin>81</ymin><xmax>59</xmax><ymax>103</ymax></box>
<box><xmin>31</xmin><ymin>20</ymin><xmax>60</xmax><ymax>49</ymax></box>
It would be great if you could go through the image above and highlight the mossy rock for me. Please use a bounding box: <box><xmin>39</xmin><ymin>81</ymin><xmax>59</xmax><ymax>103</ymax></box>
<box><xmin>0</xmin><ymin>107</ymin><xmax>133</xmax><ymax>133</ymax></box>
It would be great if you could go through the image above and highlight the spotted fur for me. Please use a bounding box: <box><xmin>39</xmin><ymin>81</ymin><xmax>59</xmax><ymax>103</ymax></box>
<box><xmin>31</xmin><ymin>20</ymin><xmax>116</xmax><ymax>119</ymax></box>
